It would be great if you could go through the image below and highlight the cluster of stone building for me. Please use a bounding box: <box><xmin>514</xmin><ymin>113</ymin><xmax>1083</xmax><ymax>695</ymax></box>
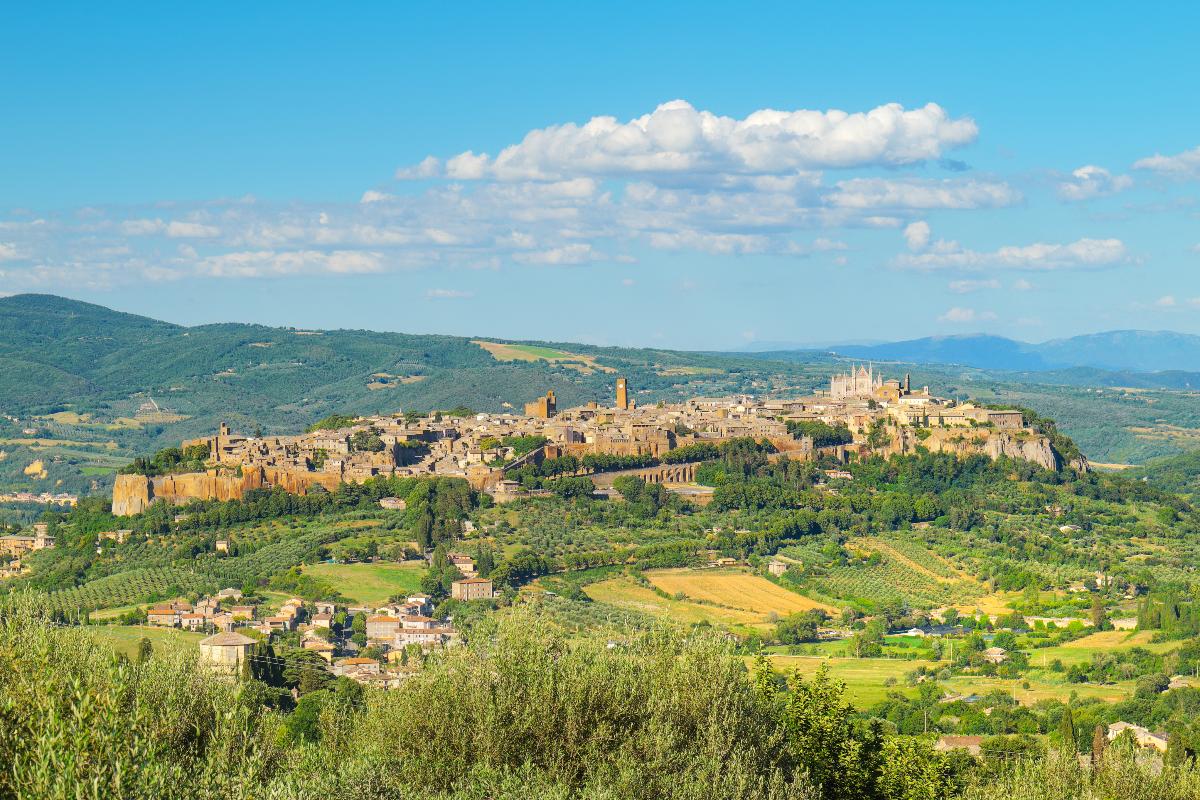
<box><xmin>0</xmin><ymin>522</ymin><xmax>55</xmax><ymax>577</ymax></box>
<box><xmin>0</xmin><ymin>490</ymin><xmax>78</xmax><ymax>506</ymax></box>
<box><xmin>151</xmin><ymin>571</ymin><xmax>493</xmax><ymax>687</ymax></box>
<box><xmin>110</xmin><ymin>369</ymin><xmax>1054</xmax><ymax>517</ymax></box>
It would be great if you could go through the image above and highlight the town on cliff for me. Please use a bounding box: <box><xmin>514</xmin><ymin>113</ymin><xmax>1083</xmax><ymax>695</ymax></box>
<box><xmin>111</xmin><ymin>368</ymin><xmax>1082</xmax><ymax>517</ymax></box>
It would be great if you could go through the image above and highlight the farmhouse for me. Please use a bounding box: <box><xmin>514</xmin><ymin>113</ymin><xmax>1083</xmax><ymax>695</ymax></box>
<box><xmin>199</xmin><ymin>631</ymin><xmax>255</xmax><ymax>669</ymax></box>
<box><xmin>451</xmin><ymin>577</ymin><xmax>494</xmax><ymax>601</ymax></box>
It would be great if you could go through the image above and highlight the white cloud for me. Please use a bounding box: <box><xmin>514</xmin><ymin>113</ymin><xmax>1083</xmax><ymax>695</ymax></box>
<box><xmin>402</xmin><ymin>100</ymin><xmax>978</xmax><ymax>182</ymax></box>
<box><xmin>1134</xmin><ymin>145</ymin><xmax>1200</xmax><ymax>179</ymax></box>
<box><xmin>828</xmin><ymin>178</ymin><xmax>1020</xmax><ymax>210</ymax></box>
<box><xmin>0</xmin><ymin>243</ymin><xmax>20</xmax><ymax>262</ymax></box>
<box><xmin>166</xmin><ymin>221</ymin><xmax>220</xmax><ymax>238</ymax></box>
<box><xmin>938</xmin><ymin>307</ymin><xmax>997</xmax><ymax>323</ymax></box>
<box><xmin>511</xmin><ymin>243</ymin><xmax>597</xmax><ymax>265</ymax></box>
<box><xmin>904</xmin><ymin>221</ymin><xmax>931</xmax><ymax>251</ymax></box>
<box><xmin>395</xmin><ymin>156</ymin><xmax>441</xmax><ymax>180</ymax></box>
<box><xmin>119</xmin><ymin>218</ymin><xmax>220</xmax><ymax>237</ymax></box>
<box><xmin>360</xmin><ymin>190</ymin><xmax>394</xmax><ymax>204</ymax></box>
<box><xmin>1157</xmin><ymin>295</ymin><xmax>1178</xmax><ymax>307</ymax></box>
<box><xmin>1013</xmin><ymin>278</ymin><xmax>1033</xmax><ymax>291</ymax></box>
<box><xmin>425</xmin><ymin>288</ymin><xmax>473</xmax><ymax>299</ymax></box>
<box><xmin>897</xmin><ymin>237</ymin><xmax>1128</xmax><ymax>271</ymax></box>
<box><xmin>121</xmin><ymin>218</ymin><xmax>166</xmax><ymax>235</ymax></box>
<box><xmin>197</xmin><ymin>250</ymin><xmax>385</xmax><ymax>278</ymax></box>
<box><xmin>1057</xmin><ymin>165</ymin><xmax>1132</xmax><ymax>200</ymax></box>
<box><xmin>947</xmin><ymin>278</ymin><xmax>1000</xmax><ymax>294</ymax></box>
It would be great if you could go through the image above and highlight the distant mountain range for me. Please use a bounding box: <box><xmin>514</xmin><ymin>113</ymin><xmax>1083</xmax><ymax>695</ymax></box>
<box><xmin>752</xmin><ymin>331</ymin><xmax>1200</xmax><ymax>375</ymax></box>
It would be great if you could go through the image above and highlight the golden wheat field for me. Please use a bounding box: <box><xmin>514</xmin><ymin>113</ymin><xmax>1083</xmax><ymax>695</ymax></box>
<box><xmin>645</xmin><ymin>568</ymin><xmax>836</xmax><ymax>616</ymax></box>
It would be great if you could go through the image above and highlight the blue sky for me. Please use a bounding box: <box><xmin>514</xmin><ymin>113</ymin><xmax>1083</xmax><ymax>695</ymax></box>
<box><xmin>4</xmin><ymin>2</ymin><xmax>1200</xmax><ymax>349</ymax></box>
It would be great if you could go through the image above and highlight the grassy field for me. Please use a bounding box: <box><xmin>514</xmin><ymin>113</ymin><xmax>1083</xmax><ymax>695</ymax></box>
<box><xmin>302</xmin><ymin>561</ymin><xmax>425</xmax><ymax>606</ymax></box>
<box><xmin>940</xmin><ymin>672</ymin><xmax>1136</xmax><ymax>706</ymax></box>
<box><xmin>762</xmin><ymin>652</ymin><xmax>1140</xmax><ymax>708</ymax></box>
<box><xmin>1023</xmin><ymin>630</ymin><xmax>1178</xmax><ymax>667</ymax></box>
<box><xmin>89</xmin><ymin>625</ymin><xmax>205</xmax><ymax>659</ymax></box>
<box><xmin>471</xmin><ymin>340</ymin><xmax>615</xmax><ymax>374</ymax></box>
<box><xmin>762</xmin><ymin>655</ymin><xmax>934</xmax><ymax>705</ymax></box>
<box><xmin>646</xmin><ymin>568</ymin><xmax>837</xmax><ymax>615</ymax></box>
<box><xmin>585</xmin><ymin>576</ymin><xmax>767</xmax><ymax>628</ymax></box>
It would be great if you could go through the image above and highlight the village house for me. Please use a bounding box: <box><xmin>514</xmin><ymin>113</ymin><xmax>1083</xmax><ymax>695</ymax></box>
<box><xmin>334</xmin><ymin>657</ymin><xmax>381</xmax><ymax>677</ymax></box>
<box><xmin>147</xmin><ymin>607</ymin><xmax>179</xmax><ymax>627</ymax></box>
<box><xmin>302</xmin><ymin>638</ymin><xmax>338</xmax><ymax>663</ymax></box>
<box><xmin>366</xmin><ymin>615</ymin><xmax>401</xmax><ymax>641</ymax></box>
<box><xmin>451</xmin><ymin>577</ymin><xmax>494</xmax><ymax>601</ymax></box>
<box><xmin>180</xmin><ymin>613</ymin><xmax>207</xmax><ymax>631</ymax></box>
<box><xmin>1107</xmin><ymin>721</ymin><xmax>1169</xmax><ymax>752</ymax></box>
<box><xmin>230</xmin><ymin>605</ymin><xmax>256</xmax><ymax>620</ymax></box>
<box><xmin>934</xmin><ymin>736</ymin><xmax>984</xmax><ymax>757</ymax></box>
<box><xmin>981</xmin><ymin>647</ymin><xmax>1008</xmax><ymax>665</ymax></box>
<box><xmin>448</xmin><ymin>552</ymin><xmax>477</xmax><ymax>577</ymax></box>
<box><xmin>767</xmin><ymin>560</ymin><xmax>788</xmax><ymax>577</ymax></box>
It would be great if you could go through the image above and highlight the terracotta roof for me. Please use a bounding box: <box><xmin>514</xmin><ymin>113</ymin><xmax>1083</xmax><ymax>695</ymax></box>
<box><xmin>199</xmin><ymin>631</ymin><xmax>255</xmax><ymax>646</ymax></box>
<box><xmin>454</xmin><ymin>578</ymin><xmax>492</xmax><ymax>585</ymax></box>
<box><xmin>337</xmin><ymin>657</ymin><xmax>379</xmax><ymax>665</ymax></box>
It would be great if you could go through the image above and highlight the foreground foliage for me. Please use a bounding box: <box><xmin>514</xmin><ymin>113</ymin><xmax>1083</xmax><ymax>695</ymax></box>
<box><xmin>6</xmin><ymin>595</ymin><xmax>1200</xmax><ymax>799</ymax></box>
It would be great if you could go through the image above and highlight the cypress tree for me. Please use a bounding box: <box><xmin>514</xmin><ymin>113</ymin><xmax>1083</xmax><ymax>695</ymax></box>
<box><xmin>1058</xmin><ymin>705</ymin><xmax>1077</xmax><ymax>751</ymax></box>
<box><xmin>1091</xmin><ymin>724</ymin><xmax>1106</xmax><ymax>767</ymax></box>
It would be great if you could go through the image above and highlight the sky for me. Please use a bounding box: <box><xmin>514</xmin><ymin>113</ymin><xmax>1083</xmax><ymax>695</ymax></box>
<box><xmin>4</xmin><ymin>2</ymin><xmax>1200</xmax><ymax>350</ymax></box>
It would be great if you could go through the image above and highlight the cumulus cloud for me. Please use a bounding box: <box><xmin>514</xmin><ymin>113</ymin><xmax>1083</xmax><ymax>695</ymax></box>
<box><xmin>400</xmin><ymin>100</ymin><xmax>978</xmax><ymax>182</ymax></box>
<box><xmin>897</xmin><ymin>236</ymin><xmax>1129</xmax><ymax>271</ymax></box>
<box><xmin>0</xmin><ymin>243</ymin><xmax>20</xmax><ymax>262</ymax></box>
<box><xmin>1057</xmin><ymin>165</ymin><xmax>1133</xmax><ymax>200</ymax></box>
<box><xmin>938</xmin><ymin>307</ymin><xmax>997</xmax><ymax>323</ymax></box>
<box><xmin>828</xmin><ymin>178</ymin><xmax>1019</xmax><ymax>209</ymax></box>
<box><xmin>904</xmin><ymin>221</ymin><xmax>931</xmax><ymax>251</ymax></box>
<box><xmin>1134</xmin><ymin>145</ymin><xmax>1200</xmax><ymax>179</ymax></box>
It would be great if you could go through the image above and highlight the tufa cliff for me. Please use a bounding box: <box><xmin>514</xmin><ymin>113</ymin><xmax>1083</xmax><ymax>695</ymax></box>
<box><xmin>112</xmin><ymin>467</ymin><xmax>343</xmax><ymax>516</ymax></box>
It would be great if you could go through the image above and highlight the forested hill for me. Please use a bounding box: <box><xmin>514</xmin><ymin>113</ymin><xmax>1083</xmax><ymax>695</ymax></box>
<box><xmin>0</xmin><ymin>293</ymin><xmax>832</xmax><ymax>439</ymax></box>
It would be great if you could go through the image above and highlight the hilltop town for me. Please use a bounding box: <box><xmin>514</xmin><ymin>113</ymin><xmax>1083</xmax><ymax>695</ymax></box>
<box><xmin>111</xmin><ymin>367</ymin><xmax>1075</xmax><ymax>516</ymax></box>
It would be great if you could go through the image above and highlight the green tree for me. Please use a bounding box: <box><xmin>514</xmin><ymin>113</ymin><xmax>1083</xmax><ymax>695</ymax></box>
<box><xmin>1058</xmin><ymin>705</ymin><xmax>1077</xmax><ymax>751</ymax></box>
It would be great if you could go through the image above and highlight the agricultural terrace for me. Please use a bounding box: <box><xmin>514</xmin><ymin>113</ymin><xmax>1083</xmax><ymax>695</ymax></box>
<box><xmin>301</xmin><ymin>561</ymin><xmax>425</xmax><ymax>606</ymax></box>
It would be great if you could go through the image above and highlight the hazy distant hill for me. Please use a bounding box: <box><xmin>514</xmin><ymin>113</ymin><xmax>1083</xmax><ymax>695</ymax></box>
<box><xmin>7</xmin><ymin>294</ymin><xmax>1200</xmax><ymax>499</ymax></box>
<box><xmin>829</xmin><ymin>331</ymin><xmax>1200</xmax><ymax>374</ymax></box>
<box><xmin>0</xmin><ymin>294</ymin><xmax>831</xmax><ymax>437</ymax></box>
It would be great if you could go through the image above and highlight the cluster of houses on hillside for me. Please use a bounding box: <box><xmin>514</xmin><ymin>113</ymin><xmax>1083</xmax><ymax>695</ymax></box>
<box><xmin>0</xmin><ymin>522</ymin><xmax>55</xmax><ymax>578</ymax></box>
<box><xmin>149</xmin><ymin>575</ymin><xmax>494</xmax><ymax>687</ymax></box>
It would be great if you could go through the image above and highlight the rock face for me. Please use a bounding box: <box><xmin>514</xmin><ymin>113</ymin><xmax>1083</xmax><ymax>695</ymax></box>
<box><xmin>112</xmin><ymin>467</ymin><xmax>345</xmax><ymax>516</ymax></box>
<box><xmin>891</xmin><ymin>427</ymin><xmax>1067</xmax><ymax>472</ymax></box>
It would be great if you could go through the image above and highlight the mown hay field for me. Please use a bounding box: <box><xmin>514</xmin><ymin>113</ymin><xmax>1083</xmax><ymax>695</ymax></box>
<box><xmin>645</xmin><ymin>568</ymin><xmax>836</xmax><ymax>616</ymax></box>
<box><xmin>585</xmin><ymin>577</ymin><xmax>766</xmax><ymax>628</ymax></box>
